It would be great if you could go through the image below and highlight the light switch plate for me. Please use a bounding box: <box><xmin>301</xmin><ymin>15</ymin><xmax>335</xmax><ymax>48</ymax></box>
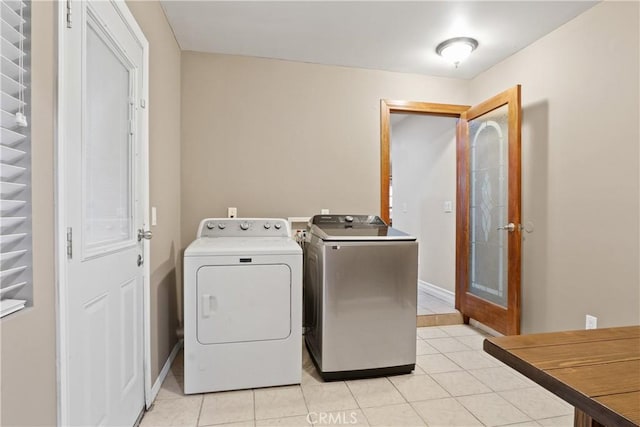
<box><xmin>443</xmin><ymin>201</ymin><xmax>453</xmax><ymax>213</ymax></box>
<box><xmin>151</xmin><ymin>207</ymin><xmax>157</xmax><ymax>226</ymax></box>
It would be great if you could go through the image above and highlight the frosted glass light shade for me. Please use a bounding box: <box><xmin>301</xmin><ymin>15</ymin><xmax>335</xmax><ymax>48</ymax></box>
<box><xmin>436</xmin><ymin>37</ymin><xmax>478</xmax><ymax>66</ymax></box>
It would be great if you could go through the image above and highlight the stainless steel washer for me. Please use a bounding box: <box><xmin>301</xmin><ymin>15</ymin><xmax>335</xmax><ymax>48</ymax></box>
<box><xmin>304</xmin><ymin>215</ymin><xmax>418</xmax><ymax>380</ymax></box>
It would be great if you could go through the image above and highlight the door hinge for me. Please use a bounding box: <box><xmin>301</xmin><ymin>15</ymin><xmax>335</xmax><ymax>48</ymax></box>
<box><xmin>66</xmin><ymin>227</ymin><xmax>73</xmax><ymax>259</ymax></box>
<box><xmin>66</xmin><ymin>0</ymin><xmax>72</xmax><ymax>28</ymax></box>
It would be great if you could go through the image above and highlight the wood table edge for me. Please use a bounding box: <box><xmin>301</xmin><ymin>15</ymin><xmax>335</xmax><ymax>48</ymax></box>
<box><xmin>485</xmin><ymin>326</ymin><xmax>640</xmax><ymax>350</ymax></box>
<box><xmin>483</xmin><ymin>338</ymin><xmax>638</xmax><ymax>427</ymax></box>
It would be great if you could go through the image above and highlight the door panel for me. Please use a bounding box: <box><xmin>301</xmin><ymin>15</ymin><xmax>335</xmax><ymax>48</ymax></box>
<box><xmin>456</xmin><ymin>85</ymin><xmax>522</xmax><ymax>335</ymax></box>
<box><xmin>64</xmin><ymin>1</ymin><xmax>146</xmax><ymax>425</ymax></box>
<box><xmin>469</xmin><ymin>103</ymin><xmax>509</xmax><ymax>307</ymax></box>
<box><xmin>82</xmin><ymin>294</ymin><xmax>108</xmax><ymax>426</ymax></box>
<box><xmin>121</xmin><ymin>278</ymin><xmax>137</xmax><ymax>390</ymax></box>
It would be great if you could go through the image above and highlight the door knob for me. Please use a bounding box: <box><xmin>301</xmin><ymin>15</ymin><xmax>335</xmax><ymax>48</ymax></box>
<box><xmin>497</xmin><ymin>223</ymin><xmax>516</xmax><ymax>232</ymax></box>
<box><xmin>137</xmin><ymin>229</ymin><xmax>153</xmax><ymax>241</ymax></box>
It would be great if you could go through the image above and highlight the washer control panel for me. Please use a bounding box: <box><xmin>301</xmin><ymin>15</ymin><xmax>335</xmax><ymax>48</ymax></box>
<box><xmin>197</xmin><ymin>218</ymin><xmax>291</xmax><ymax>238</ymax></box>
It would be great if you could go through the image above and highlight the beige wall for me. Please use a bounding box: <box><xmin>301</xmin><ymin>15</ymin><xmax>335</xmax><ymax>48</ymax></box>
<box><xmin>391</xmin><ymin>115</ymin><xmax>457</xmax><ymax>293</ymax></box>
<box><xmin>127</xmin><ymin>0</ymin><xmax>182</xmax><ymax>383</ymax></box>
<box><xmin>180</xmin><ymin>52</ymin><xmax>469</xmax><ymax>247</ymax></box>
<box><xmin>1</xmin><ymin>1</ymin><xmax>58</xmax><ymax>425</ymax></box>
<box><xmin>469</xmin><ymin>1</ymin><xmax>640</xmax><ymax>332</ymax></box>
<box><xmin>1</xmin><ymin>2</ymin><xmax>181</xmax><ymax>425</ymax></box>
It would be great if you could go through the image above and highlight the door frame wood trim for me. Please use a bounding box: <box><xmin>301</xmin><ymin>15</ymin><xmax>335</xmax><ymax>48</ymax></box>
<box><xmin>455</xmin><ymin>117</ymin><xmax>468</xmax><ymax>317</ymax></box>
<box><xmin>55</xmin><ymin>2</ymin><xmax>151</xmax><ymax>425</ymax></box>
<box><xmin>379</xmin><ymin>100</ymin><xmax>470</xmax><ymax>224</ymax></box>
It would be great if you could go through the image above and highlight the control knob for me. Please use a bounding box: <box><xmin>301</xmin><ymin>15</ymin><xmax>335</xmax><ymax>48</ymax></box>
<box><xmin>206</xmin><ymin>222</ymin><xmax>215</xmax><ymax>229</ymax></box>
<box><xmin>264</xmin><ymin>223</ymin><xmax>271</xmax><ymax>229</ymax></box>
<box><xmin>345</xmin><ymin>215</ymin><xmax>354</xmax><ymax>223</ymax></box>
<box><xmin>218</xmin><ymin>223</ymin><xmax>226</xmax><ymax>230</ymax></box>
<box><xmin>240</xmin><ymin>222</ymin><xmax>250</xmax><ymax>231</ymax></box>
<box><xmin>274</xmin><ymin>223</ymin><xmax>282</xmax><ymax>230</ymax></box>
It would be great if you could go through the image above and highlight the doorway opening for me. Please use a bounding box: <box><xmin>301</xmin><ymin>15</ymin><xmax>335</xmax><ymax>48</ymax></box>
<box><xmin>389</xmin><ymin>113</ymin><xmax>458</xmax><ymax>322</ymax></box>
<box><xmin>380</xmin><ymin>101</ymin><xmax>469</xmax><ymax>327</ymax></box>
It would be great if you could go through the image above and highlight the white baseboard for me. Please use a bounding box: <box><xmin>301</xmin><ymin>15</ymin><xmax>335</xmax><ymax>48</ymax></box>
<box><xmin>148</xmin><ymin>339</ymin><xmax>183</xmax><ymax>407</ymax></box>
<box><xmin>418</xmin><ymin>280</ymin><xmax>455</xmax><ymax>306</ymax></box>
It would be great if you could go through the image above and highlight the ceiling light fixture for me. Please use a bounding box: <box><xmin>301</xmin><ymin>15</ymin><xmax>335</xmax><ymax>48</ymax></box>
<box><xmin>436</xmin><ymin>37</ymin><xmax>479</xmax><ymax>68</ymax></box>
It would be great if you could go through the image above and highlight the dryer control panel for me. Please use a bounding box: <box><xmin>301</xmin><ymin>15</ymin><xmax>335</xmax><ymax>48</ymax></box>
<box><xmin>196</xmin><ymin>218</ymin><xmax>291</xmax><ymax>238</ymax></box>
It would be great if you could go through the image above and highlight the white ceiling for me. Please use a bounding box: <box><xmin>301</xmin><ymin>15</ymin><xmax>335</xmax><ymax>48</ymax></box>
<box><xmin>161</xmin><ymin>1</ymin><xmax>598</xmax><ymax>80</ymax></box>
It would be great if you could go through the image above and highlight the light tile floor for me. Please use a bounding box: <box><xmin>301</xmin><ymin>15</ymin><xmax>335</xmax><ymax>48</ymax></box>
<box><xmin>141</xmin><ymin>325</ymin><xmax>574</xmax><ymax>427</ymax></box>
<box><xmin>417</xmin><ymin>291</ymin><xmax>457</xmax><ymax>316</ymax></box>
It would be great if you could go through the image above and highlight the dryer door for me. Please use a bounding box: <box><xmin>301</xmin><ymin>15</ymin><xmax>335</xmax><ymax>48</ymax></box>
<box><xmin>197</xmin><ymin>264</ymin><xmax>292</xmax><ymax>344</ymax></box>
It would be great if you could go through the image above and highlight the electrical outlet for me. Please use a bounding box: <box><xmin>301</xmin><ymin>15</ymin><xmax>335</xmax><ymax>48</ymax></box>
<box><xmin>227</xmin><ymin>207</ymin><xmax>237</xmax><ymax>218</ymax></box>
<box><xmin>585</xmin><ymin>314</ymin><xmax>597</xmax><ymax>330</ymax></box>
<box><xmin>321</xmin><ymin>209</ymin><xmax>330</xmax><ymax>214</ymax></box>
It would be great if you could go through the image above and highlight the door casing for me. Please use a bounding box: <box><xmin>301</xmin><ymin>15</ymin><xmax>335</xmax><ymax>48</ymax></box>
<box><xmin>380</xmin><ymin>100</ymin><xmax>470</xmax><ymax>225</ymax></box>
<box><xmin>55</xmin><ymin>1</ymin><xmax>152</xmax><ymax>425</ymax></box>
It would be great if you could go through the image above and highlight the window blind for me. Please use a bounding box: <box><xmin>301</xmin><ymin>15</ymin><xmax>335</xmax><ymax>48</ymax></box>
<box><xmin>1</xmin><ymin>0</ymin><xmax>31</xmax><ymax>318</ymax></box>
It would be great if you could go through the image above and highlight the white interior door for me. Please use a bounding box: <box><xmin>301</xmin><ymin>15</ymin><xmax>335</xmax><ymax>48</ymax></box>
<box><xmin>61</xmin><ymin>1</ymin><xmax>148</xmax><ymax>425</ymax></box>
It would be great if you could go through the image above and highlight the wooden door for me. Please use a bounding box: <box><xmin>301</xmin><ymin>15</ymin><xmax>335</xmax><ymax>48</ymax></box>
<box><xmin>456</xmin><ymin>85</ymin><xmax>522</xmax><ymax>335</ymax></box>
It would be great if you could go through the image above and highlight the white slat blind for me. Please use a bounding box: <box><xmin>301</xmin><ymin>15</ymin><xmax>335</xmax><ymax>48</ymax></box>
<box><xmin>1</xmin><ymin>0</ymin><xmax>31</xmax><ymax>318</ymax></box>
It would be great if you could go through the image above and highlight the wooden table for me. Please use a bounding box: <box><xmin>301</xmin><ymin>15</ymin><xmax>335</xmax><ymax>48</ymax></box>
<box><xmin>484</xmin><ymin>326</ymin><xmax>640</xmax><ymax>427</ymax></box>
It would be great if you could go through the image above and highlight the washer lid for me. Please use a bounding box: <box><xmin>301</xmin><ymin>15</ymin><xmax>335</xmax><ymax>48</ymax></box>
<box><xmin>184</xmin><ymin>237</ymin><xmax>302</xmax><ymax>256</ymax></box>
<box><xmin>309</xmin><ymin>214</ymin><xmax>416</xmax><ymax>241</ymax></box>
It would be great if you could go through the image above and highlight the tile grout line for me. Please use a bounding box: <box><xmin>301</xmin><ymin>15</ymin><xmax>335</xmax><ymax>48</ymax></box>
<box><xmin>298</xmin><ymin>383</ymin><xmax>312</xmax><ymax>425</ymax></box>
<box><xmin>252</xmin><ymin>389</ymin><xmax>256</xmax><ymax>425</ymax></box>
<box><xmin>449</xmin><ymin>392</ymin><xmax>493</xmax><ymax>427</ymax></box>
<box><xmin>343</xmin><ymin>380</ymin><xmax>371</xmax><ymax>426</ymax></box>
<box><xmin>195</xmin><ymin>394</ymin><xmax>204</xmax><ymax>427</ymax></box>
<box><xmin>496</xmin><ymin>386</ymin><xmax>575</xmax><ymax>419</ymax></box>
<box><xmin>384</xmin><ymin>372</ymin><xmax>429</xmax><ymax>426</ymax></box>
<box><xmin>440</xmin><ymin>347</ymin><xmax>487</xmax><ymax>372</ymax></box>
<box><xmin>454</xmin><ymin>390</ymin><xmax>538</xmax><ymax>426</ymax></box>
<box><xmin>386</xmin><ymin>373</ymin><xmax>411</xmax><ymax>404</ymax></box>
<box><xmin>299</xmin><ymin>386</ymin><xmax>310</xmax><ymax>426</ymax></box>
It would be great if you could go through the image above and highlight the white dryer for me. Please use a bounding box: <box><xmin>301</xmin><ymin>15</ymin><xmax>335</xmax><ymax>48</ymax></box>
<box><xmin>184</xmin><ymin>218</ymin><xmax>302</xmax><ymax>394</ymax></box>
